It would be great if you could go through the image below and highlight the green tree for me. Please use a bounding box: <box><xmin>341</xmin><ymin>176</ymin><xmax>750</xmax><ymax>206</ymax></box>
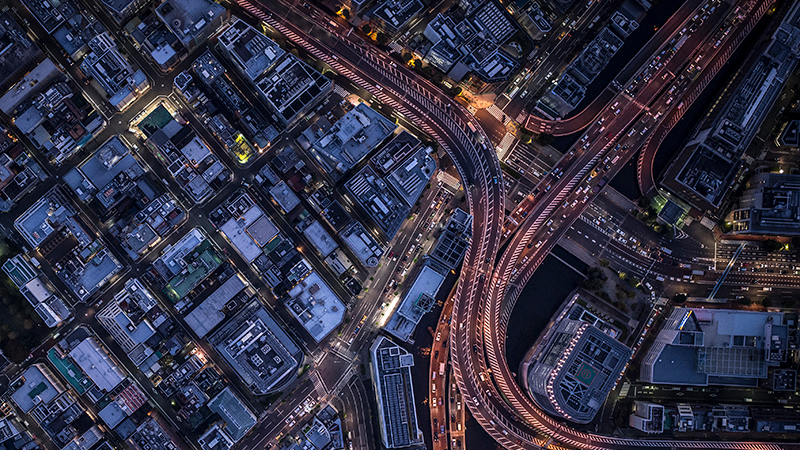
<box><xmin>376</xmin><ymin>32</ymin><xmax>389</xmax><ymax>45</ymax></box>
<box><xmin>361</xmin><ymin>24</ymin><xmax>372</xmax><ymax>35</ymax></box>
<box><xmin>672</xmin><ymin>293</ymin><xmax>687</xmax><ymax>303</ymax></box>
<box><xmin>737</xmin><ymin>297</ymin><xmax>752</xmax><ymax>306</ymax></box>
<box><xmin>599</xmin><ymin>259</ymin><xmax>610</xmax><ymax>267</ymax></box>
<box><xmin>341</xmin><ymin>8</ymin><xmax>350</xmax><ymax>19</ymax></box>
<box><xmin>401</xmin><ymin>52</ymin><xmax>413</xmax><ymax>63</ymax></box>
<box><xmin>453</xmin><ymin>86</ymin><xmax>462</xmax><ymax>96</ymax></box>
<box><xmin>536</xmin><ymin>133</ymin><xmax>555</xmax><ymax>146</ymax></box>
<box><xmin>762</xmin><ymin>239</ymin><xmax>783</xmax><ymax>253</ymax></box>
<box><xmin>762</xmin><ymin>297</ymin><xmax>773</xmax><ymax>308</ymax></box>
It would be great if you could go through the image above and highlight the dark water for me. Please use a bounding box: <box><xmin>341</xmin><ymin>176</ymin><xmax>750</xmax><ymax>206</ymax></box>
<box><xmin>505</xmin><ymin>251</ymin><xmax>585</xmax><ymax>375</ymax></box>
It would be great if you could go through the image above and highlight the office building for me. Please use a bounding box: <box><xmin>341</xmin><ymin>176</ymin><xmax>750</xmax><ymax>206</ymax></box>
<box><xmin>302</xmin><ymin>220</ymin><xmax>338</xmax><ymax>258</ymax></box>
<box><xmin>80</xmin><ymin>32</ymin><xmax>150</xmax><ymax>112</ymax></box>
<box><xmin>629</xmin><ymin>401</ymin><xmax>664</xmax><ymax>434</ymax></box>
<box><xmin>151</xmin><ymin>228</ymin><xmax>224</xmax><ymax>303</ymax></box>
<box><xmin>284</xmin><ymin>271</ymin><xmax>345</xmax><ymax>342</ymax></box>
<box><xmin>384</xmin><ymin>147</ymin><xmax>436</xmax><ymax>207</ymax></box>
<box><xmin>2</xmin><ymin>254</ymin><xmax>69</xmax><ymax>327</ymax></box>
<box><xmin>255</xmin><ymin>55</ymin><xmax>332</xmax><ymax>127</ymax></box>
<box><xmin>340</xmin><ymin>221</ymin><xmax>383</xmax><ymax>267</ymax></box>
<box><xmin>0</xmin><ymin>125</ymin><xmax>47</xmax><ymax>212</ymax></box>
<box><xmin>184</xmin><ymin>273</ymin><xmax>252</xmax><ymax>338</ymax></box>
<box><xmin>385</xmin><ymin>260</ymin><xmax>445</xmax><ymax>342</ymax></box>
<box><xmin>11</xmin><ymin>363</ymin><xmax>66</xmax><ymax>414</ymax></box>
<box><xmin>124</xmin><ymin>12</ymin><xmax>183</xmax><ymax>71</ymax></box>
<box><xmin>209</xmin><ymin>300</ymin><xmax>302</xmax><ymax>394</ymax></box>
<box><xmin>269</xmin><ymin>180</ymin><xmax>302</xmax><ymax>213</ymax></box>
<box><xmin>370</xmin><ymin>0</ymin><xmax>423</xmax><ymax>32</ymax></box>
<box><xmin>217</xmin><ymin>17</ymin><xmax>285</xmax><ymax>82</ymax></box>
<box><xmin>69</xmin><ymin>337</ymin><xmax>126</xmax><ymax>392</ymax></box>
<box><xmin>428</xmin><ymin>208</ymin><xmax>472</xmax><ymax>270</ymax></box>
<box><xmin>525</xmin><ymin>318</ymin><xmax>632</xmax><ymax>423</ymax></box>
<box><xmin>730</xmin><ymin>172</ymin><xmax>800</xmax><ymax>234</ymax></box>
<box><xmin>96</xmin><ymin>278</ymin><xmax>160</xmax><ymax>366</ymax></box>
<box><xmin>640</xmin><ymin>308</ymin><xmax>788</xmax><ymax>386</ymax></box>
<box><xmin>370</xmin><ymin>336</ymin><xmax>423</xmax><ymax>448</ymax></box>
<box><xmin>119</xmin><ymin>193</ymin><xmax>187</xmax><ymax>260</ymax></box>
<box><xmin>155</xmin><ymin>0</ymin><xmax>229</xmax><ymax>52</ymax></box>
<box><xmin>217</xmin><ymin>191</ymin><xmax>280</xmax><ymax>263</ymax></box>
<box><xmin>101</xmin><ymin>0</ymin><xmax>149</xmax><ymax>24</ymax></box>
<box><xmin>346</xmin><ymin>166</ymin><xmax>408</xmax><ymax>239</ymax></box>
<box><xmin>0</xmin><ymin>13</ymin><xmax>44</xmax><ymax>93</ymax></box>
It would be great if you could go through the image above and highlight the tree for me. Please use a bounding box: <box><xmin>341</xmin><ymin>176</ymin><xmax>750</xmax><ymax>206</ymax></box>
<box><xmin>672</xmin><ymin>293</ymin><xmax>687</xmax><ymax>303</ymax></box>
<box><xmin>762</xmin><ymin>297</ymin><xmax>773</xmax><ymax>308</ymax></box>
<box><xmin>341</xmin><ymin>8</ymin><xmax>350</xmax><ymax>19</ymax></box>
<box><xmin>536</xmin><ymin>132</ymin><xmax>555</xmax><ymax>146</ymax></box>
<box><xmin>599</xmin><ymin>259</ymin><xmax>610</xmax><ymax>267</ymax></box>
<box><xmin>401</xmin><ymin>52</ymin><xmax>413</xmax><ymax>63</ymax></box>
<box><xmin>361</xmin><ymin>24</ymin><xmax>372</xmax><ymax>35</ymax></box>
<box><xmin>376</xmin><ymin>32</ymin><xmax>389</xmax><ymax>45</ymax></box>
<box><xmin>453</xmin><ymin>86</ymin><xmax>462</xmax><ymax>96</ymax></box>
<box><xmin>737</xmin><ymin>297</ymin><xmax>752</xmax><ymax>306</ymax></box>
<box><xmin>762</xmin><ymin>239</ymin><xmax>783</xmax><ymax>253</ymax></box>
<box><xmin>618</xmin><ymin>271</ymin><xmax>627</xmax><ymax>280</ymax></box>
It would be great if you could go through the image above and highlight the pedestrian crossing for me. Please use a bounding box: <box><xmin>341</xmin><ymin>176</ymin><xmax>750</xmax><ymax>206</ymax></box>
<box><xmin>311</xmin><ymin>371</ymin><xmax>328</xmax><ymax>395</ymax></box>
<box><xmin>486</xmin><ymin>104</ymin><xmax>511</xmax><ymax>125</ymax></box>
<box><xmin>388</xmin><ymin>42</ymin><xmax>403</xmax><ymax>53</ymax></box>
<box><xmin>332</xmin><ymin>84</ymin><xmax>350</xmax><ymax>98</ymax></box>
<box><xmin>497</xmin><ymin>133</ymin><xmax>516</xmax><ymax>159</ymax></box>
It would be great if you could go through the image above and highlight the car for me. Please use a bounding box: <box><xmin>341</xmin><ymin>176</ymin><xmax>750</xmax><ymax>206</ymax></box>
<box><xmin>439</xmin><ymin>397</ymin><xmax>443</xmax><ymax>406</ymax></box>
<box><xmin>436</xmin><ymin>332</ymin><xmax>441</xmax><ymax>341</ymax></box>
<box><xmin>434</xmin><ymin>350</ymin><xmax>439</xmax><ymax>359</ymax></box>
<box><xmin>472</xmin><ymin>344</ymin><xmax>478</xmax><ymax>353</ymax></box>
<box><xmin>493</xmin><ymin>176</ymin><xmax>498</xmax><ymax>184</ymax></box>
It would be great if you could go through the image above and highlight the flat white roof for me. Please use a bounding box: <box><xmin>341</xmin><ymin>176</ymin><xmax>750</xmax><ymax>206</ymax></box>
<box><xmin>69</xmin><ymin>337</ymin><xmax>125</xmax><ymax>392</ymax></box>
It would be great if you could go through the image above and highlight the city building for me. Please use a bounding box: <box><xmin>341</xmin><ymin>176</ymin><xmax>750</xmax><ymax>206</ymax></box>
<box><xmin>184</xmin><ymin>273</ymin><xmax>253</xmax><ymax>338</ymax></box>
<box><xmin>217</xmin><ymin>17</ymin><xmax>285</xmax><ymax>83</ymax></box>
<box><xmin>340</xmin><ymin>221</ymin><xmax>383</xmax><ymax>267</ymax></box>
<box><xmin>302</xmin><ymin>220</ymin><xmax>338</xmax><ymax>258</ymax></box>
<box><xmin>216</xmin><ymin>192</ymin><xmax>280</xmax><ymax>263</ymax></box>
<box><xmin>8</xmin><ymin>70</ymin><xmax>105</xmax><ymax>166</ymax></box>
<box><xmin>155</xmin><ymin>0</ymin><xmax>229</xmax><ymax>52</ymax></box>
<box><xmin>68</xmin><ymin>337</ymin><xmax>126</xmax><ymax>393</ymax></box>
<box><xmin>309</xmin><ymin>102</ymin><xmax>396</xmax><ymax>180</ymax></box>
<box><xmin>640</xmin><ymin>308</ymin><xmax>788</xmax><ymax>386</ymax></box>
<box><xmin>370</xmin><ymin>130</ymin><xmax>421</xmax><ymax>175</ymax></box>
<box><xmin>101</xmin><ymin>0</ymin><xmax>150</xmax><ymax>24</ymax></box>
<box><xmin>137</xmin><ymin>103</ymin><xmax>231</xmax><ymax>203</ymax></box>
<box><xmin>369</xmin><ymin>336</ymin><xmax>423</xmax><ymax>448</ymax></box>
<box><xmin>192</xmin><ymin>50</ymin><xmax>251</xmax><ymax>119</ymax></box>
<box><xmin>199</xmin><ymin>387</ymin><xmax>255</xmax><ymax>449</ymax></box>
<box><xmin>385</xmin><ymin>260</ymin><xmax>446</xmax><ymax>342</ymax></box>
<box><xmin>662</xmin><ymin>2</ymin><xmax>800</xmax><ymax>213</ymax></box>
<box><xmin>0</xmin><ymin>124</ymin><xmax>46</xmax><ymax>212</ymax></box>
<box><xmin>629</xmin><ymin>401</ymin><xmax>664</xmax><ymax>434</ymax></box>
<box><xmin>128</xmin><ymin>415</ymin><xmax>188</xmax><ymax>450</ymax></box>
<box><xmin>96</xmin><ymin>278</ymin><xmax>162</xmax><ymax>366</ymax></box>
<box><xmin>428</xmin><ymin>208</ymin><xmax>472</xmax><ymax>270</ymax></box>
<box><xmin>514</xmin><ymin>2</ymin><xmax>551</xmax><ymax>40</ymax></box>
<box><xmin>2</xmin><ymin>254</ymin><xmax>69</xmax><ymax>327</ymax></box>
<box><xmin>729</xmin><ymin>172</ymin><xmax>800</xmax><ymax>235</ymax></box>
<box><xmin>63</xmin><ymin>136</ymin><xmax>147</xmax><ymax>212</ymax></box>
<box><xmin>0</xmin><ymin>58</ymin><xmax>60</xmax><ymax>116</ymax></box>
<box><xmin>0</xmin><ymin>413</ymin><xmax>44</xmax><ymax>450</ymax></box>
<box><xmin>778</xmin><ymin>119</ymin><xmax>800</xmax><ymax>147</ymax></box>
<box><xmin>10</xmin><ymin>363</ymin><xmax>66</xmax><ymax>414</ymax></box>
<box><xmin>384</xmin><ymin>146</ymin><xmax>436</xmax><ymax>206</ymax></box>
<box><xmin>525</xmin><ymin>318</ymin><xmax>632</xmax><ymax>423</ymax></box>
<box><xmin>14</xmin><ymin>187</ymin><xmax>123</xmax><ymax>301</ymax></box>
<box><xmin>269</xmin><ymin>180</ymin><xmax>302</xmax><ymax>213</ymax></box>
<box><xmin>80</xmin><ymin>32</ymin><xmax>150</xmax><ymax>111</ymax></box>
<box><xmin>0</xmin><ymin>13</ymin><xmax>44</xmax><ymax>93</ymax></box>
<box><xmin>346</xmin><ymin>166</ymin><xmax>408</xmax><ymax>239</ymax></box>
<box><xmin>370</xmin><ymin>0</ymin><xmax>424</xmax><ymax>33</ymax></box>
<box><xmin>117</xmin><ymin>193</ymin><xmax>186</xmax><ymax>260</ymax></box>
<box><xmin>46</xmin><ymin>2</ymin><xmax>107</xmax><ymax>61</ymax></box>
<box><xmin>209</xmin><ymin>300</ymin><xmax>302</xmax><ymax>394</ymax></box>
<box><xmin>151</xmin><ymin>228</ymin><xmax>224</xmax><ymax>304</ymax></box>
<box><xmin>255</xmin><ymin>55</ymin><xmax>332</xmax><ymax>127</ymax></box>
<box><xmin>124</xmin><ymin>12</ymin><xmax>183</xmax><ymax>72</ymax></box>
<box><xmin>284</xmin><ymin>271</ymin><xmax>345</xmax><ymax>342</ymax></box>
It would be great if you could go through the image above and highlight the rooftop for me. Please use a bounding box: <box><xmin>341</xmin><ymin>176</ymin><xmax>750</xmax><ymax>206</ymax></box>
<box><xmin>285</xmin><ymin>271</ymin><xmax>345</xmax><ymax>342</ymax></box>
<box><xmin>429</xmin><ymin>208</ymin><xmax>472</xmax><ymax>270</ymax></box>
<box><xmin>302</xmin><ymin>220</ymin><xmax>338</xmax><ymax>257</ymax></box>
<box><xmin>63</xmin><ymin>135</ymin><xmax>144</xmax><ymax>206</ymax></box>
<box><xmin>385</xmin><ymin>262</ymin><xmax>445</xmax><ymax>342</ymax></box>
<box><xmin>207</xmin><ymin>387</ymin><xmax>256</xmax><ymax>442</ymax></box>
<box><xmin>68</xmin><ymin>337</ymin><xmax>126</xmax><ymax>392</ymax></box>
<box><xmin>340</xmin><ymin>221</ymin><xmax>383</xmax><ymax>267</ymax></box>
<box><xmin>372</xmin><ymin>0</ymin><xmax>423</xmax><ymax>31</ymax></box>
<box><xmin>346</xmin><ymin>165</ymin><xmax>408</xmax><ymax>239</ymax></box>
<box><xmin>209</xmin><ymin>300</ymin><xmax>302</xmax><ymax>395</ymax></box>
<box><xmin>269</xmin><ymin>180</ymin><xmax>301</xmax><ymax>213</ymax></box>
<box><xmin>219</xmin><ymin>197</ymin><xmax>278</xmax><ymax>263</ymax></box>
<box><xmin>0</xmin><ymin>13</ymin><xmax>44</xmax><ymax>93</ymax></box>
<box><xmin>185</xmin><ymin>273</ymin><xmax>250</xmax><ymax>338</ymax></box>
<box><xmin>255</xmin><ymin>55</ymin><xmax>331</xmax><ymax>126</ymax></box>
<box><xmin>155</xmin><ymin>0</ymin><xmax>227</xmax><ymax>50</ymax></box>
<box><xmin>384</xmin><ymin>146</ymin><xmax>436</xmax><ymax>206</ymax></box>
<box><xmin>309</xmin><ymin>103</ymin><xmax>396</xmax><ymax>179</ymax></box>
<box><xmin>11</xmin><ymin>363</ymin><xmax>65</xmax><ymax>413</ymax></box>
<box><xmin>218</xmin><ymin>17</ymin><xmax>285</xmax><ymax>82</ymax></box>
<box><xmin>370</xmin><ymin>336</ymin><xmax>422</xmax><ymax>448</ymax></box>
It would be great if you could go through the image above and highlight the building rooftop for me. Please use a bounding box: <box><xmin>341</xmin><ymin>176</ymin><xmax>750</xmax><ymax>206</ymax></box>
<box><xmin>384</xmin><ymin>146</ymin><xmax>436</xmax><ymax>206</ymax></box>
<box><xmin>731</xmin><ymin>172</ymin><xmax>800</xmax><ymax>234</ymax></box>
<box><xmin>255</xmin><ymin>55</ymin><xmax>331</xmax><ymax>126</ymax></box>
<box><xmin>340</xmin><ymin>221</ymin><xmax>383</xmax><ymax>267</ymax></box>
<box><xmin>209</xmin><ymin>300</ymin><xmax>302</xmax><ymax>395</ymax></box>
<box><xmin>285</xmin><ymin>271</ymin><xmax>345</xmax><ymax>342</ymax></box>
<box><xmin>219</xmin><ymin>196</ymin><xmax>278</xmax><ymax>263</ymax></box>
<box><xmin>346</xmin><ymin>165</ymin><xmax>408</xmax><ymax>239</ymax></box>
<box><xmin>0</xmin><ymin>58</ymin><xmax>60</xmax><ymax>116</ymax></box>
<box><xmin>68</xmin><ymin>337</ymin><xmax>126</xmax><ymax>392</ymax></box>
<box><xmin>527</xmin><ymin>320</ymin><xmax>631</xmax><ymax>423</ymax></box>
<box><xmin>302</xmin><ymin>220</ymin><xmax>338</xmax><ymax>257</ymax></box>
<box><xmin>155</xmin><ymin>0</ymin><xmax>227</xmax><ymax>50</ymax></box>
<box><xmin>207</xmin><ymin>387</ymin><xmax>256</xmax><ymax>442</ymax></box>
<box><xmin>0</xmin><ymin>13</ymin><xmax>44</xmax><ymax>93</ymax></box>
<box><xmin>269</xmin><ymin>180</ymin><xmax>301</xmax><ymax>213</ymax></box>
<box><xmin>64</xmin><ymin>135</ymin><xmax>144</xmax><ymax>206</ymax></box>
<box><xmin>11</xmin><ymin>363</ymin><xmax>65</xmax><ymax>413</ymax></box>
<box><xmin>370</xmin><ymin>130</ymin><xmax>421</xmax><ymax>175</ymax></box>
<box><xmin>218</xmin><ymin>17</ymin><xmax>285</xmax><ymax>82</ymax></box>
<box><xmin>370</xmin><ymin>336</ymin><xmax>422</xmax><ymax>448</ymax></box>
<box><xmin>385</xmin><ymin>261</ymin><xmax>445</xmax><ymax>342</ymax></box>
<box><xmin>641</xmin><ymin>308</ymin><xmax>787</xmax><ymax>386</ymax></box>
<box><xmin>371</xmin><ymin>0</ymin><xmax>423</xmax><ymax>31</ymax></box>
<box><xmin>429</xmin><ymin>208</ymin><xmax>472</xmax><ymax>270</ymax></box>
<box><xmin>153</xmin><ymin>228</ymin><xmax>224</xmax><ymax>303</ymax></box>
<box><xmin>185</xmin><ymin>273</ymin><xmax>250</xmax><ymax>338</ymax></box>
<box><xmin>95</xmin><ymin>278</ymin><xmax>158</xmax><ymax>366</ymax></box>
<box><xmin>309</xmin><ymin>103</ymin><xmax>396</xmax><ymax>179</ymax></box>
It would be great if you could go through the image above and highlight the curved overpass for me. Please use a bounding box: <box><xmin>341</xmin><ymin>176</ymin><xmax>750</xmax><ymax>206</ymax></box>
<box><xmin>238</xmin><ymin>1</ymin><xmax>794</xmax><ymax>449</ymax></box>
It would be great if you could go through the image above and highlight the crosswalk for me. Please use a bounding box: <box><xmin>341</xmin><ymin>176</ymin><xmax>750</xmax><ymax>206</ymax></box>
<box><xmin>388</xmin><ymin>42</ymin><xmax>403</xmax><ymax>53</ymax></box>
<box><xmin>486</xmin><ymin>104</ymin><xmax>511</xmax><ymax>125</ymax></box>
<box><xmin>497</xmin><ymin>133</ymin><xmax>516</xmax><ymax>159</ymax></box>
<box><xmin>310</xmin><ymin>371</ymin><xmax>328</xmax><ymax>395</ymax></box>
<box><xmin>332</xmin><ymin>84</ymin><xmax>350</xmax><ymax>98</ymax></box>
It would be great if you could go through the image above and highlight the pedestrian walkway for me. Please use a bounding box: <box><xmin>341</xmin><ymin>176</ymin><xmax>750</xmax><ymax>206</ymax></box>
<box><xmin>497</xmin><ymin>133</ymin><xmax>516</xmax><ymax>159</ymax></box>
<box><xmin>332</xmin><ymin>84</ymin><xmax>350</xmax><ymax>98</ymax></box>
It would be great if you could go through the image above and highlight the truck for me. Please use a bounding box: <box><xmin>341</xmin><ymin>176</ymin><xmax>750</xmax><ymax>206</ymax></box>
<box><xmin>593</xmin><ymin>176</ymin><xmax>608</xmax><ymax>193</ymax></box>
<box><xmin>439</xmin><ymin>363</ymin><xmax>446</xmax><ymax>376</ymax></box>
<box><xmin>660</xmin><ymin>246</ymin><xmax>672</xmax><ymax>255</ymax></box>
